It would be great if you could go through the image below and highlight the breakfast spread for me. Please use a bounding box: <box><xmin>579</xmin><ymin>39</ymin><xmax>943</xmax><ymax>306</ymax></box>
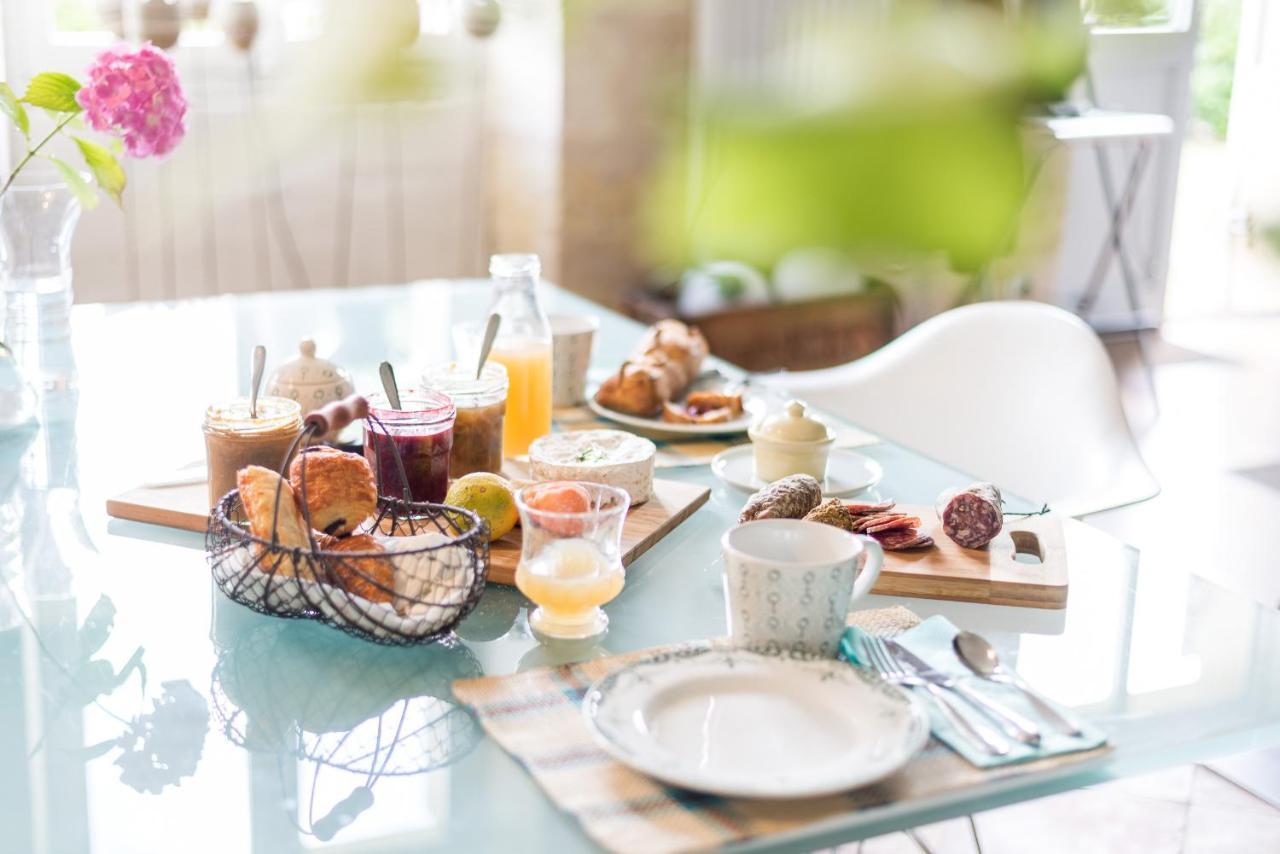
<box><xmin>423</xmin><ymin>361</ymin><xmax>508</xmax><ymax>478</ymax></box>
<box><xmin>203</xmin><ymin>397</ymin><xmax>303</xmax><ymax>508</ymax></box>
<box><xmin>594</xmin><ymin>319</ymin><xmax>710</xmax><ymax>417</ymax></box>
<box><xmin>738</xmin><ymin>474</ymin><xmax>824</xmax><ymax>523</ymax></box>
<box><xmin>748</xmin><ymin>400</ymin><xmax>835</xmax><ymax>482</ymax></box>
<box><xmin>528</xmin><ymin>429</ymin><xmax>657</xmax><ymax>504</ymax></box>
<box><xmin>937</xmin><ymin>482</ymin><xmax>1004</xmax><ymax>549</ymax></box>
<box><xmin>364</xmin><ymin>390</ymin><xmax>456</xmax><ymax>503</ymax></box>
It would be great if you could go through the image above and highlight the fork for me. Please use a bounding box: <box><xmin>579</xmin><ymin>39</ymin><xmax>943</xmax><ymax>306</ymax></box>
<box><xmin>861</xmin><ymin>635</ymin><xmax>1011</xmax><ymax>757</ymax></box>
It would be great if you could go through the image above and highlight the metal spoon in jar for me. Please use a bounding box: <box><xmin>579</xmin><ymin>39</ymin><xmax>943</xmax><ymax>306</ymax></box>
<box><xmin>249</xmin><ymin>345</ymin><xmax>266</xmax><ymax>418</ymax></box>
<box><xmin>953</xmin><ymin>631</ymin><xmax>1086</xmax><ymax>737</ymax></box>
<box><xmin>379</xmin><ymin>361</ymin><xmax>403</xmax><ymax>410</ymax></box>
<box><xmin>475</xmin><ymin>313</ymin><xmax>501</xmax><ymax>379</ymax></box>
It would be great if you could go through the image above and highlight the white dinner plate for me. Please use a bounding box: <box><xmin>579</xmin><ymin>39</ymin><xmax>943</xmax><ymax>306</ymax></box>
<box><xmin>587</xmin><ymin>393</ymin><xmax>765</xmax><ymax>437</ymax></box>
<box><xmin>711</xmin><ymin>445</ymin><xmax>883</xmax><ymax>497</ymax></box>
<box><xmin>582</xmin><ymin>649</ymin><xmax>929</xmax><ymax>799</ymax></box>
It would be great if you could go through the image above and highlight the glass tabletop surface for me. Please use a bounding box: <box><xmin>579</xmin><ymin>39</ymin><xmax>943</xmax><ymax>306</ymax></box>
<box><xmin>2</xmin><ymin>280</ymin><xmax>1278</xmax><ymax>853</ymax></box>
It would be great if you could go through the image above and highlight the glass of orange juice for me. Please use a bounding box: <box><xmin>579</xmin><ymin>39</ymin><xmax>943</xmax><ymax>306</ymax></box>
<box><xmin>513</xmin><ymin>481</ymin><xmax>630</xmax><ymax>640</ymax></box>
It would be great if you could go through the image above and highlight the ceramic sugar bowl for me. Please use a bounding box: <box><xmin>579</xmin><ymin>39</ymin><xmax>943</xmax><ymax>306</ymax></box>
<box><xmin>266</xmin><ymin>340</ymin><xmax>354</xmax><ymax>436</ymax></box>
<box><xmin>748</xmin><ymin>400</ymin><xmax>835</xmax><ymax>483</ymax></box>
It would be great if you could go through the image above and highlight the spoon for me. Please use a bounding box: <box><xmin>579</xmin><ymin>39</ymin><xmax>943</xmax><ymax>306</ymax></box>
<box><xmin>475</xmin><ymin>313</ymin><xmax>501</xmax><ymax>379</ymax></box>
<box><xmin>379</xmin><ymin>361</ymin><xmax>402</xmax><ymax>410</ymax></box>
<box><xmin>249</xmin><ymin>345</ymin><xmax>266</xmax><ymax>418</ymax></box>
<box><xmin>953</xmin><ymin>631</ymin><xmax>1085</xmax><ymax>737</ymax></box>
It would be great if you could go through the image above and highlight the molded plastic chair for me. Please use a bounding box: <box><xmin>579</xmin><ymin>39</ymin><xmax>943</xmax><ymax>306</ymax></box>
<box><xmin>755</xmin><ymin>301</ymin><xmax>1159</xmax><ymax>517</ymax></box>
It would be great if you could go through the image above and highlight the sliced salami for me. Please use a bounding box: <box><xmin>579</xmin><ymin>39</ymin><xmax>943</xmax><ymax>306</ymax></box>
<box><xmin>865</xmin><ymin>515</ymin><xmax>922</xmax><ymax>534</ymax></box>
<box><xmin>871</xmin><ymin>528</ymin><xmax>922</xmax><ymax>549</ymax></box>
<box><xmin>936</xmin><ymin>482</ymin><xmax>1003</xmax><ymax>549</ymax></box>
<box><xmin>844</xmin><ymin>500</ymin><xmax>895</xmax><ymax>516</ymax></box>
<box><xmin>853</xmin><ymin>512</ymin><xmax>900</xmax><ymax>532</ymax></box>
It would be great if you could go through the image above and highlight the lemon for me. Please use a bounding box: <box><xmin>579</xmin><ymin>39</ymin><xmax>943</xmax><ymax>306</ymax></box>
<box><xmin>444</xmin><ymin>473</ymin><xmax>518</xmax><ymax>542</ymax></box>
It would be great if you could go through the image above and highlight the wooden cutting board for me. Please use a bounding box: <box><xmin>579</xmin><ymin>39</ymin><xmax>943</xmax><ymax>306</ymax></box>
<box><xmin>106</xmin><ymin>478</ymin><xmax>711</xmax><ymax>588</ymax></box>
<box><xmin>873</xmin><ymin>503</ymin><xmax>1068</xmax><ymax>609</ymax></box>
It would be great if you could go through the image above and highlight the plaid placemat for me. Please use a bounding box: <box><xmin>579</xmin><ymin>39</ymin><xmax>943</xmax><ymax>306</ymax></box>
<box><xmin>452</xmin><ymin>607</ymin><xmax>1110</xmax><ymax>853</ymax></box>
<box><xmin>549</xmin><ymin>406</ymin><xmax>879</xmax><ymax>469</ymax></box>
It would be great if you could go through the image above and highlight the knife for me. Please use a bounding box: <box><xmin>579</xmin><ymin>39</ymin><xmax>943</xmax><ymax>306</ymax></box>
<box><xmin>885</xmin><ymin>639</ymin><xmax>1043</xmax><ymax>747</ymax></box>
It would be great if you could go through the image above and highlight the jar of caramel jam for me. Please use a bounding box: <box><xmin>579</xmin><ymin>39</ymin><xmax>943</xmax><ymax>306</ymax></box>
<box><xmin>203</xmin><ymin>397</ymin><xmax>303</xmax><ymax>508</ymax></box>
<box><xmin>422</xmin><ymin>361</ymin><xmax>508</xmax><ymax>478</ymax></box>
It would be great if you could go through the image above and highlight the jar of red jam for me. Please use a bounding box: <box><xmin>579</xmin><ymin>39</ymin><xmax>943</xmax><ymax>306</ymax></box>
<box><xmin>422</xmin><ymin>361</ymin><xmax>508</xmax><ymax>478</ymax></box>
<box><xmin>364</xmin><ymin>390</ymin><xmax>455</xmax><ymax>503</ymax></box>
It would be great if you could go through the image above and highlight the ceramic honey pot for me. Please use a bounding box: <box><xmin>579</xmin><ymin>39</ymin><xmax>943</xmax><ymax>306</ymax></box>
<box><xmin>266</xmin><ymin>339</ymin><xmax>353</xmax><ymax>438</ymax></box>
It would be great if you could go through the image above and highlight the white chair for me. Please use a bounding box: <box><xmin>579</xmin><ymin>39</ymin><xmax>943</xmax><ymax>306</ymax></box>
<box><xmin>755</xmin><ymin>301</ymin><xmax>1159</xmax><ymax>517</ymax></box>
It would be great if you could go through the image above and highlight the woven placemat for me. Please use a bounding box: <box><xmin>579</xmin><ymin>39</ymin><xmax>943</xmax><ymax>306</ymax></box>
<box><xmin>452</xmin><ymin>606</ymin><xmax>1110</xmax><ymax>853</ymax></box>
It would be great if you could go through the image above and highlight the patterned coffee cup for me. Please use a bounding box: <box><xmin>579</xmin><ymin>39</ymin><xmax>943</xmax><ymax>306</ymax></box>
<box><xmin>721</xmin><ymin>519</ymin><xmax>883</xmax><ymax>658</ymax></box>
<box><xmin>550</xmin><ymin>314</ymin><xmax>599</xmax><ymax>407</ymax></box>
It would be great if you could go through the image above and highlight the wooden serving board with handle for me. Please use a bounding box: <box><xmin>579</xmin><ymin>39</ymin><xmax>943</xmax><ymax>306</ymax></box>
<box><xmin>873</xmin><ymin>503</ymin><xmax>1068</xmax><ymax>609</ymax></box>
<box><xmin>106</xmin><ymin>478</ymin><xmax>711</xmax><ymax>588</ymax></box>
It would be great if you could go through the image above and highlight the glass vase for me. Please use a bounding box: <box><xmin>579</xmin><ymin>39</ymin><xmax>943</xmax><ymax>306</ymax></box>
<box><xmin>0</xmin><ymin>179</ymin><xmax>81</xmax><ymax>408</ymax></box>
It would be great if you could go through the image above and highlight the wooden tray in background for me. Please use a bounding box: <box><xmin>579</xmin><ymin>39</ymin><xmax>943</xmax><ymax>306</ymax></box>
<box><xmin>874</xmin><ymin>504</ymin><xmax>1069</xmax><ymax>609</ymax></box>
<box><xmin>106</xmin><ymin>479</ymin><xmax>711</xmax><ymax>588</ymax></box>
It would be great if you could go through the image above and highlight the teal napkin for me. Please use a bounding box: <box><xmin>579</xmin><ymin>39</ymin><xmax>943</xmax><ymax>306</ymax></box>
<box><xmin>840</xmin><ymin>616</ymin><xmax>1108</xmax><ymax>769</ymax></box>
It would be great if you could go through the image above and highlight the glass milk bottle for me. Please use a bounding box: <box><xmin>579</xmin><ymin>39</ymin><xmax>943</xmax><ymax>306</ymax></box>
<box><xmin>486</xmin><ymin>253</ymin><xmax>553</xmax><ymax>457</ymax></box>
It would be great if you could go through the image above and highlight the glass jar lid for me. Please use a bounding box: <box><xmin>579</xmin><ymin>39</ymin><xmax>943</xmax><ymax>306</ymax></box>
<box><xmin>367</xmin><ymin>389</ymin><xmax>456</xmax><ymax>427</ymax></box>
<box><xmin>422</xmin><ymin>361</ymin><xmax>508</xmax><ymax>406</ymax></box>
<box><xmin>203</xmin><ymin>396</ymin><xmax>302</xmax><ymax>436</ymax></box>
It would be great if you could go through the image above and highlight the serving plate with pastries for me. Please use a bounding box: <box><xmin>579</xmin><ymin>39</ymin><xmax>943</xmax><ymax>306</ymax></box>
<box><xmin>588</xmin><ymin>320</ymin><xmax>763</xmax><ymax>436</ymax></box>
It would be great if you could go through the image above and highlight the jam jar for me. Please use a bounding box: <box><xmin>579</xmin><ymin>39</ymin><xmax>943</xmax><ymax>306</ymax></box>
<box><xmin>422</xmin><ymin>361</ymin><xmax>508</xmax><ymax>478</ymax></box>
<box><xmin>203</xmin><ymin>397</ymin><xmax>303</xmax><ymax>508</ymax></box>
<box><xmin>364</xmin><ymin>390</ymin><xmax>455</xmax><ymax>503</ymax></box>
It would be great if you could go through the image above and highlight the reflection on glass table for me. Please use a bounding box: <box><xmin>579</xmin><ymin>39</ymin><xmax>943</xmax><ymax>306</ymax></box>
<box><xmin>210</xmin><ymin>602</ymin><xmax>482</xmax><ymax>844</ymax></box>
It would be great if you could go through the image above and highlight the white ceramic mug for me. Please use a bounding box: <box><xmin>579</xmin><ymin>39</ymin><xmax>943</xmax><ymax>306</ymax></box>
<box><xmin>549</xmin><ymin>314</ymin><xmax>599</xmax><ymax>407</ymax></box>
<box><xmin>721</xmin><ymin>519</ymin><xmax>883</xmax><ymax>658</ymax></box>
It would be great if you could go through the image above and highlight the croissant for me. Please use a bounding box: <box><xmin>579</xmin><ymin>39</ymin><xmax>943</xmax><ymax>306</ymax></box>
<box><xmin>595</xmin><ymin>320</ymin><xmax>708</xmax><ymax>417</ymax></box>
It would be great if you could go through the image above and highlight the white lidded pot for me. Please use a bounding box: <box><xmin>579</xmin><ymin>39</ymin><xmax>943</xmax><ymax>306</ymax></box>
<box><xmin>748</xmin><ymin>399</ymin><xmax>835</xmax><ymax>483</ymax></box>
<box><xmin>266</xmin><ymin>339</ymin><xmax>354</xmax><ymax>437</ymax></box>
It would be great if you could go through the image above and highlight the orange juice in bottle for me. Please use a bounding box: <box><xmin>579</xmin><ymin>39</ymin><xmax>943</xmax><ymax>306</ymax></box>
<box><xmin>487</xmin><ymin>254</ymin><xmax>553</xmax><ymax>457</ymax></box>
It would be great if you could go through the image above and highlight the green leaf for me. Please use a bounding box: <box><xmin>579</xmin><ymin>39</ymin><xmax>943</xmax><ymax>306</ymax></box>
<box><xmin>21</xmin><ymin>72</ymin><xmax>82</xmax><ymax>113</ymax></box>
<box><xmin>47</xmin><ymin>155</ymin><xmax>98</xmax><ymax>210</ymax></box>
<box><xmin>73</xmin><ymin>136</ymin><xmax>126</xmax><ymax>205</ymax></box>
<box><xmin>0</xmin><ymin>82</ymin><xmax>29</xmax><ymax>137</ymax></box>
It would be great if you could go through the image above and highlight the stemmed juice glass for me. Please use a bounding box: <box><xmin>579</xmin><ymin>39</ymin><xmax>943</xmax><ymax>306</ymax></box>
<box><xmin>513</xmin><ymin>482</ymin><xmax>630</xmax><ymax>640</ymax></box>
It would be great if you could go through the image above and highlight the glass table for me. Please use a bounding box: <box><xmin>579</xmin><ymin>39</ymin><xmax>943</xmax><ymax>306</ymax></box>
<box><xmin>2</xmin><ymin>280</ymin><xmax>1277</xmax><ymax>853</ymax></box>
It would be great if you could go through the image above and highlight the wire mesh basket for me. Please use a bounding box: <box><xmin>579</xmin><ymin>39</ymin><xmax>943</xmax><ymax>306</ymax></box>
<box><xmin>206</xmin><ymin>396</ymin><xmax>489</xmax><ymax>645</ymax></box>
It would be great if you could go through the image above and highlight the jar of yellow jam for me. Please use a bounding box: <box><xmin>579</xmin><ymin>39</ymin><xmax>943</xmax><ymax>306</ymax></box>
<box><xmin>422</xmin><ymin>361</ymin><xmax>508</xmax><ymax>478</ymax></box>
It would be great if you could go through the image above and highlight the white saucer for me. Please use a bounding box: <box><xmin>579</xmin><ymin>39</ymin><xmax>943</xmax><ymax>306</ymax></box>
<box><xmin>711</xmin><ymin>445</ymin><xmax>883</xmax><ymax>496</ymax></box>
<box><xmin>583</xmin><ymin>649</ymin><xmax>929</xmax><ymax>798</ymax></box>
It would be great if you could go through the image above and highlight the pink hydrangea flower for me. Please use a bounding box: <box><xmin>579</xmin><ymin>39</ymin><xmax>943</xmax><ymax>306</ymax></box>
<box><xmin>76</xmin><ymin>43</ymin><xmax>187</xmax><ymax>158</ymax></box>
